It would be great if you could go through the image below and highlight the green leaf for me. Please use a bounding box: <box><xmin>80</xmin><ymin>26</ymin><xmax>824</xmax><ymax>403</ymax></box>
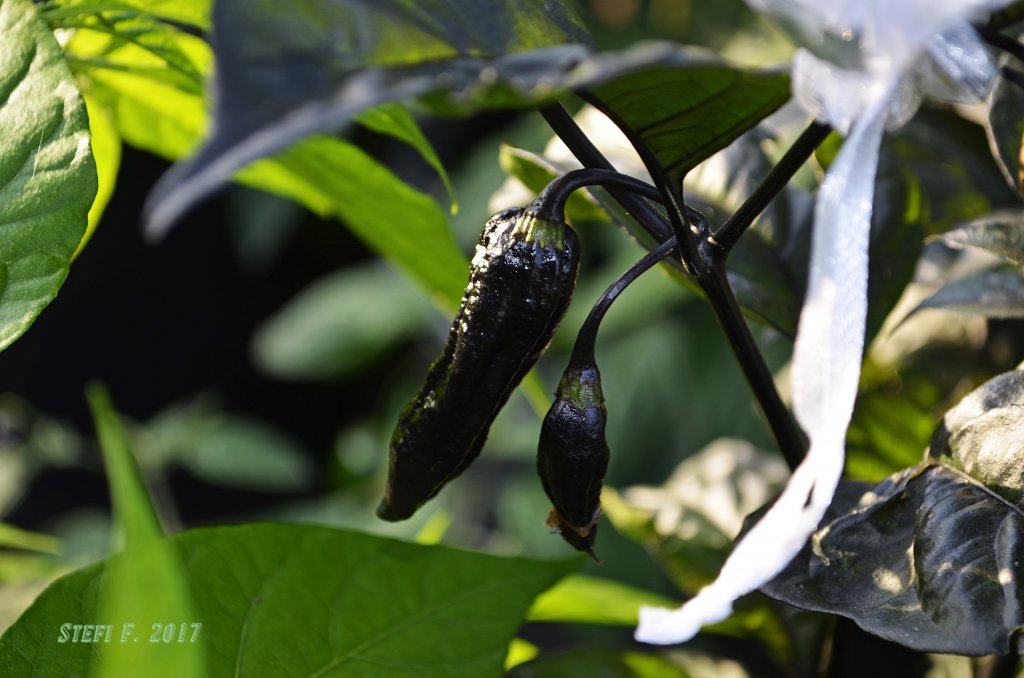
<box><xmin>929</xmin><ymin>367</ymin><xmax>1024</xmax><ymax>504</ymax></box>
<box><xmin>0</xmin><ymin>523</ymin><xmax>61</xmax><ymax>555</ymax></box>
<box><xmin>583</xmin><ymin>50</ymin><xmax>790</xmax><ymax>195</ymax></box>
<box><xmin>845</xmin><ymin>366</ymin><xmax>941</xmax><ymax>481</ymax></box>
<box><xmin>47</xmin><ymin>0</ymin><xmax>211</xmax><ymax>31</ymax></box>
<box><xmin>986</xmin><ymin>54</ymin><xmax>1024</xmax><ymax>193</ymax></box>
<box><xmin>761</xmin><ymin>367</ymin><xmax>1024</xmax><ymax>655</ymax></box>
<box><xmin>86</xmin><ymin>384</ymin><xmax>202</xmax><ymax>678</ymax></box>
<box><xmin>356</xmin><ymin>103</ymin><xmax>457</xmax><ymax>213</ymax></box>
<box><xmin>527</xmin><ymin>574</ymin><xmax>676</xmax><ymax>626</ymax></box>
<box><xmin>51</xmin><ymin>6</ymin><xmax>207</xmax><ymax>94</ymax></box>
<box><xmin>261</xmin><ymin>138</ymin><xmax>469</xmax><ymax>309</ymax></box>
<box><xmin>0</xmin><ymin>523</ymin><xmax>577</xmax><ymax>677</ymax></box>
<box><xmin>252</xmin><ymin>260</ymin><xmax>434</xmax><ymax>381</ymax></box>
<box><xmin>75</xmin><ymin>93</ymin><xmax>121</xmax><ymax>258</ymax></box>
<box><xmin>507</xmin><ymin>649</ymin><xmax>712</xmax><ymax>678</ymax></box>
<box><xmin>935</xmin><ymin>209</ymin><xmax>1024</xmax><ymax>265</ymax></box>
<box><xmin>0</xmin><ymin>0</ymin><xmax>97</xmax><ymax>351</ymax></box>
<box><xmin>907</xmin><ymin>268</ymin><xmax>1024</xmax><ymax>320</ymax></box>
<box><xmin>145</xmin><ymin>0</ymin><xmax>588</xmax><ymax>233</ymax></box>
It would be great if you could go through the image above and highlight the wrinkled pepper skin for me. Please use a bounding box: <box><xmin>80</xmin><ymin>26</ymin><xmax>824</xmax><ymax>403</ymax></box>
<box><xmin>378</xmin><ymin>207</ymin><xmax>580</xmax><ymax>521</ymax></box>
<box><xmin>537</xmin><ymin>362</ymin><xmax>609</xmax><ymax>557</ymax></box>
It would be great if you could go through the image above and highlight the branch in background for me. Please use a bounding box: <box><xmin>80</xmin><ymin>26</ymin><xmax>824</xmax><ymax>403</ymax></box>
<box><xmin>979</xmin><ymin>26</ymin><xmax>1024</xmax><ymax>63</ymax></box>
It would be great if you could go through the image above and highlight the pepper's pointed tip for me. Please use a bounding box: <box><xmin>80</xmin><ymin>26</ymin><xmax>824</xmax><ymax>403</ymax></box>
<box><xmin>375</xmin><ymin>497</ymin><xmax>407</xmax><ymax>522</ymax></box>
<box><xmin>586</xmin><ymin>548</ymin><xmax>602</xmax><ymax>564</ymax></box>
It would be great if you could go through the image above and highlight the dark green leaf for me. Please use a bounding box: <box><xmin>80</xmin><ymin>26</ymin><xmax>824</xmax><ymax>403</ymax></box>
<box><xmin>0</xmin><ymin>0</ymin><xmax>97</xmax><ymax>351</ymax></box>
<box><xmin>145</xmin><ymin>0</ymin><xmax>588</xmax><ymax>233</ymax></box>
<box><xmin>986</xmin><ymin>54</ymin><xmax>1024</xmax><ymax>193</ymax></box>
<box><xmin>0</xmin><ymin>523</ymin><xmax>577</xmax><ymax>677</ymax></box>
<box><xmin>907</xmin><ymin>268</ymin><xmax>1024</xmax><ymax>320</ymax></box>
<box><xmin>762</xmin><ymin>367</ymin><xmax>1024</xmax><ymax>655</ymax></box>
<box><xmin>935</xmin><ymin>209</ymin><xmax>1024</xmax><ymax>265</ymax></box>
<box><xmin>582</xmin><ymin>49</ymin><xmax>790</xmax><ymax>195</ymax></box>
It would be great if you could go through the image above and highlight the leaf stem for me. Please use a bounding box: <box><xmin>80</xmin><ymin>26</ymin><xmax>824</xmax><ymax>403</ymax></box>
<box><xmin>979</xmin><ymin>26</ymin><xmax>1024</xmax><ymax>63</ymax></box>
<box><xmin>698</xmin><ymin>267</ymin><xmax>805</xmax><ymax>470</ymax></box>
<box><xmin>538</xmin><ymin>104</ymin><xmax>673</xmax><ymax>244</ymax></box>
<box><xmin>710</xmin><ymin>121</ymin><xmax>831</xmax><ymax>257</ymax></box>
<box><xmin>540</xmin><ymin>101</ymin><xmax>807</xmax><ymax>470</ymax></box>
<box><xmin>570</xmin><ymin>237</ymin><xmax>679</xmax><ymax>366</ymax></box>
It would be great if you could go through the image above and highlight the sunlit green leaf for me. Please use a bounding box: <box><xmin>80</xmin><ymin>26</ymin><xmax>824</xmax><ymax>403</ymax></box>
<box><xmin>74</xmin><ymin>93</ymin><xmax>121</xmax><ymax>258</ymax></box>
<box><xmin>0</xmin><ymin>523</ymin><xmax>577</xmax><ymax>677</ymax></box>
<box><xmin>357</xmin><ymin>103</ymin><xmax>457</xmax><ymax>213</ymax></box>
<box><xmin>0</xmin><ymin>0</ymin><xmax>96</xmax><ymax>351</ymax></box>
<box><xmin>527</xmin><ymin>574</ymin><xmax>676</xmax><ymax>626</ymax></box>
<box><xmin>47</xmin><ymin>0</ymin><xmax>211</xmax><ymax>31</ymax></box>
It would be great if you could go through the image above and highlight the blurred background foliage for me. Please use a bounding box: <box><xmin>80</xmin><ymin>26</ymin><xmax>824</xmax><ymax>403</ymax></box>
<box><xmin>1</xmin><ymin>0</ymin><xmax>1023</xmax><ymax>675</ymax></box>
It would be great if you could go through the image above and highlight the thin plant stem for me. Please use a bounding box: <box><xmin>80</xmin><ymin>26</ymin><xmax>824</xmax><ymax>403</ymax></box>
<box><xmin>698</xmin><ymin>267</ymin><xmax>806</xmax><ymax>470</ymax></box>
<box><xmin>538</xmin><ymin>103</ymin><xmax>673</xmax><ymax>244</ymax></box>
<box><xmin>711</xmin><ymin>121</ymin><xmax>831</xmax><ymax>257</ymax></box>
<box><xmin>1001</xmin><ymin>65</ymin><xmax>1024</xmax><ymax>90</ymax></box>
<box><xmin>540</xmin><ymin>100</ymin><xmax>807</xmax><ymax>469</ymax></box>
<box><xmin>570</xmin><ymin>237</ymin><xmax>679</xmax><ymax>366</ymax></box>
<box><xmin>979</xmin><ymin>26</ymin><xmax>1024</xmax><ymax>63</ymax></box>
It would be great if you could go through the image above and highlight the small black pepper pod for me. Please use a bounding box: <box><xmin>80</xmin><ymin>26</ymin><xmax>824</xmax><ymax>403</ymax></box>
<box><xmin>537</xmin><ymin>361</ymin><xmax>609</xmax><ymax>560</ymax></box>
<box><xmin>378</xmin><ymin>206</ymin><xmax>581</xmax><ymax>521</ymax></box>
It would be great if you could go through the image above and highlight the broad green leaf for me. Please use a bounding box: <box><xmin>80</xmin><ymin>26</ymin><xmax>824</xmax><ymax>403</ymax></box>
<box><xmin>508</xmin><ymin>649</ymin><xmax>751</xmax><ymax>678</ymax></box>
<box><xmin>356</xmin><ymin>103</ymin><xmax>457</xmax><ymax>213</ymax></box>
<box><xmin>0</xmin><ymin>523</ymin><xmax>578</xmax><ymax>677</ymax></box>
<box><xmin>77</xmin><ymin>39</ymin><xmax>469</xmax><ymax>309</ymax></box>
<box><xmin>145</xmin><ymin>0</ymin><xmax>588</xmax><ymax>233</ymax></box>
<box><xmin>75</xmin><ymin>93</ymin><xmax>121</xmax><ymax>258</ymax></box>
<box><xmin>762</xmin><ymin>367</ymin><xmax>1024</xmax><ymax>655</ymax></box>
<box><xmin>583</xmin><ymin>50</ymin><xmax>790</xmax><ymax>196</ymax></box>
<box><xmin>0</xmin><ymin>0</ymin><xmax>96</xmax><ymax>351</ymax></box>
<box><xmin>86</xmin><ymin>384</ymin><xmax>202</xmax><ymax>678</ymax></box>
<box><xmin>47</xmin><ymin>0</ymin><xmax>211</xmax><ymax>31</ymax></box>
<box><xmin>252</xmin><ymin>260</ymin><xmax>434</xmax><ymax>381</ymax></box>
<box><xmin>527</xmin><ymin>574</ymin><xmax>676</xmax><ymax>626</ymax></box>
<box><xmin>907</xmin><ymin>268</ymin><xmax>1024</xmax><ymax>320</ymax></box>
<box><xmin>935</xmin><ymin>209</ymin><xmax>1024</xmax><ymax>265</ymax></box>
<box><xmin>265</xmin><ymin>138</ymin><xmax>469</xmax><ymax>308</ymax></box>
<box><xmin>986</xmin><ymin>54</ymin><xmax>1024</xmax><ymax>193</ymax></box>
<box><xmin>505</xmin><ymin>639</ymin><xmax>539</xmax><ymax>670</ymax></box>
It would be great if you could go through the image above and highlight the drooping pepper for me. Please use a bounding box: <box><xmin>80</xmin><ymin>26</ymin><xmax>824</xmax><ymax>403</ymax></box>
<box><xmin>538</xmin><ymin>235</ymin><xmax>682</xmax><ymax>557</ymax></box>
<box><xmin>378</xmin><ymin>205</ymin><xmax>581</xmax><ymax>521</ymax></box>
